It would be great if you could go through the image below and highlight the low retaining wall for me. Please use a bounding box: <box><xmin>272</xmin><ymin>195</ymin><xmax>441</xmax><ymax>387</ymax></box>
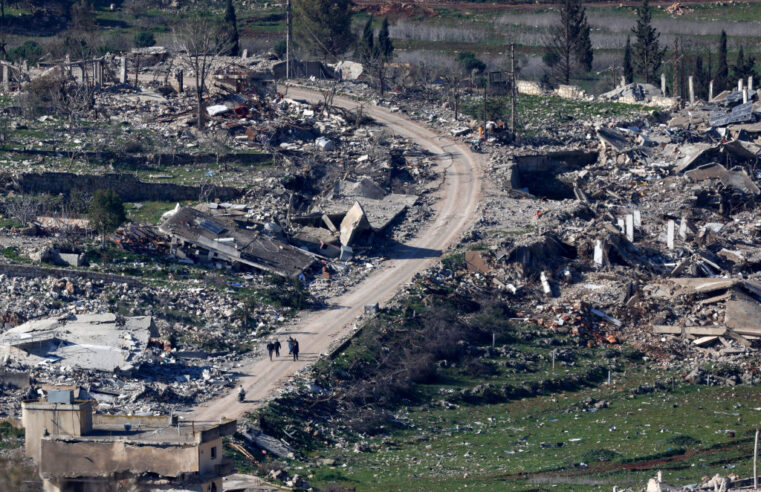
<box><xmin>11</xmin><ymin>172</ymin><xmax>242</xmax><ymax>203</ymax></box>
<box><xmin>0</xmin><ymin>263</ymin><xmax>142</xmax><ymax>287</ymax></box>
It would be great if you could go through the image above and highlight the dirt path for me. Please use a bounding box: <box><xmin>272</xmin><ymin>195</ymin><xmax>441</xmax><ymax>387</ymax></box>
<box><xmin>189</xmin><ymin>86</ymin><xmax>483</xmax><ymax>422</ymax></box>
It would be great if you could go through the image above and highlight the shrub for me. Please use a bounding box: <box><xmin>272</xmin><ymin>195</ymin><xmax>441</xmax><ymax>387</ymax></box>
<box><xmin>273</xmin><ymin>39</ymin><xmax>287</xmax><ymax>57</ymax></box>
<box><xmin>8</xmin><ymin>41</ymin><xmax>44</xmax><ymax>65</ymax></box>
<box><xmin>134</xmin><ymin>31</ymin><xmax>156</xmax><ymax>48</ymax></box>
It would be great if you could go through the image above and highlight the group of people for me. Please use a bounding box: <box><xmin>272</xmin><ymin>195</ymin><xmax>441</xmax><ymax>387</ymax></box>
<box><xmin>238</xmin><ymin>336</ymin><xmax>302</xmax><ymax>403</ymax></box>
<box><xmin>266</xmin><ymin>336</ymin><xmax>299</xmax><ymax>361</ymax></box>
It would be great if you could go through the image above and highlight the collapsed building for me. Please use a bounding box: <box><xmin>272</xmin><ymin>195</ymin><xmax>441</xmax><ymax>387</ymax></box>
<box><xmin>461</xmin><ymin>77</ymin><xmax>761</xmax><ymax>368</ymax></box>
<box><xmin>22</xmin><ymin>388</ymin><xmax>235</xmax><ymax>492</ymax></box>
<box><xmin>159</xmin><ymin>205</ymin><xmax>316</xmax><ymax>278</ymax></box>
<box><xmin>0</xmin><ymin>313</ymin><xmax>156</xmax><ymax>372</ymax></box>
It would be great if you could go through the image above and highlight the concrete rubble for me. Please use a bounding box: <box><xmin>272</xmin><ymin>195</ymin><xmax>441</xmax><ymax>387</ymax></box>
<box><xmin>0</xmin><ymin>51</ymin><xmax>444</xmax><ymax>423</ymax></box>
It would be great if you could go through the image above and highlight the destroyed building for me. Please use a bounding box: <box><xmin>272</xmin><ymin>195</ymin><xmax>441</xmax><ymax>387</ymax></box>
<box><xmin>159</xmin><ymin>206</ymin><xmax>315</xmax><ymax>278</ymax></box>
<box><xmin>0</xmin><ymin>313</ymin><xmax>156</xmax><ymax>373</ymax></box>
<box><xmin>22</xmin><ymin>389</ymin><xmax>235</xmax><ymax>491</ymax></box>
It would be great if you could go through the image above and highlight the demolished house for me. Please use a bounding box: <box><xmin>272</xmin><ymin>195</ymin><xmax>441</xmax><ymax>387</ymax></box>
<box><xmin>0</xmin><ymin>313</ymin><xmax>156</xmax><ymax>372</ymax></box>
<box><xmin>293</xmin><ymin>178</ymin><xmax>419</xmax><ymax>252</ymax></box>
<box><xmin>22</xmin><ymin>389</ymin><xmax>236</xmax><ymax>491</ymax></box>
<box><xmin>159</xmin><ymin>206</ymin><xmax>315</xmax><ymax>278</ymax></box>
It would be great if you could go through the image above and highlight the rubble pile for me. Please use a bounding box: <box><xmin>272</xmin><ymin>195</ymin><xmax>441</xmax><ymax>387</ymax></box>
<box><xmin>439</xmin><ymin>86</ymin><xmax>761</xmax><ymax>378</ymax></box>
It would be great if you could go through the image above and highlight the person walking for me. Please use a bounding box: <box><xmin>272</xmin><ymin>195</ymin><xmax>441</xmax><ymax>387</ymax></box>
<box><xmin>273</xmin><ymin>339</ymin><xmax>281</xmax><ymax>357</ymax></box>
<box><xmin>266</xmin><ymin>341</ymin><xmax>274</xmax><ymax>361</ymax></box>
<box><xmin>292</xmin><ymin>339</ymin><xmax>299</xmax><ymax>361</ymax></box>
<box><xmin>287</xmin><ymin>337</ymin><xmax>294</xmax><ymax>355</ymax></box>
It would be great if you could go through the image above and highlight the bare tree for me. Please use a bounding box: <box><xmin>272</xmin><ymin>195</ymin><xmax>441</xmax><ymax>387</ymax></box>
<box><xmin>5</xmin><ymin>195</ymin><xmax>39</xmax><ymax>227</ymax></box>
<box><xmin>173</xmin><ymin>16</ymin><xmax>233</xmax><ymax>130</ymax></box>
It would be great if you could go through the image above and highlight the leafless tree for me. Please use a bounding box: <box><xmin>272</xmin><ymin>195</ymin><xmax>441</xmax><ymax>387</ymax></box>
<box><xmin>173</xmin><ymin>16</ymin><xmax>233</xmax><ymax>131</ymax></box>
<box><xmin>5</xmin><ymin>195</ymin><xmax>39</xmax><ymax>227</ymax></box>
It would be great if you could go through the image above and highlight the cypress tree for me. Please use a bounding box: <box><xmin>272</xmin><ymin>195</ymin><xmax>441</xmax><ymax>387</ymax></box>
<box><xmin>623</xmin><ymin>36</ymin><xmax>634</xmax><ymax>84</ymax></box>
<box><xmin>224</xmin><ymin>0</ymin><xmax>240</xmax><ymax>57</ymax></box>
<box><xmin>732</xmin><ymin>45</ymin><xmax>757</xmax><ymax>82</ymax></box>
<box><xmin>631</xmin><ymin>0</ymin><xmax>665</xmax><ymax>84</ymax></box>
<box><xmin>359</xmin><ymin>15</ymin><xmax>374</xmax><ymax>62</ymax></box>
<box><xmin>715</xmin><ymin>30</ymin><xmax>728</xmax><ymax>92</ymax></box>
<box><xmin>377</xmin><ymin>17</ymin><xmax>393</xmax><ymax>61</ymax></box>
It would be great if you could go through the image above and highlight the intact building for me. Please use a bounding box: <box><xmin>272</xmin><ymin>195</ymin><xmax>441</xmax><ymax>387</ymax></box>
<box><xmin>22</xmin><ymin>390</ymin><xmax>236</xmax><ymax>492</ymax></box>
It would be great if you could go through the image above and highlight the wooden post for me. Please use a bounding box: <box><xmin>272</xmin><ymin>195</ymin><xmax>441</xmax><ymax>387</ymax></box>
<box><xmin>286</xmin><ymin>0</ymin><xmax>292</xmax><ymax>79</ymax></box>
<box><xmin>661</xmin><ymin>72</ymin><xmax>666</xmax><ymax>95</ymax></box>
<box><xmin>754</xmin><ymin>427</ymin><xmax>759</xmax><ymax>490</ymax></box>
<box><xmin>134</xmin><ymin>55</ymin><xmax>140</xmax><ymax>87</ymax></box>
<box><xmin>749</xmin><ymin>75</ymin><xmax>754</xmax><ymax>93</ymax></box>
<box><xmin>688</xmin><ymin>75</ymin><xmax>694</xmax><ymax>104</ymax></box>
<box><xmin>672</xmin><ymin>39</ymin><xmax>678</xmax><ymax>99</ymax></box>
<box><xmin>709</xmin><ymin>80</ymin><xmax>714</xmax><ymax>101</ymax></box>
<box><xmin>510</xmin><ymin>43</ymin><xmax>516</xmax><ymax>134</ymax></box>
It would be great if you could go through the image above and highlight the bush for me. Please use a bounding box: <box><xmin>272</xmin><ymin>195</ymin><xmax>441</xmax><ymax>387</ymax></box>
<box><xmin>134</xmin><ymin>31</ymin><xmax>156</xmax><ymax>48</ymax></box>
<box><xmin>273</xmin><ymin>39</ymin><xmax>287</xmax><ymax>57</ymax></box>
<box><xmin>8</xmin><ymin>41</ymin><xmax>44</xmax><ymax>65</ymax></box>
<box><xmin>458</xmin><ymin>51</ymin><xmax>486</xmax><ymax>74</ymax></box>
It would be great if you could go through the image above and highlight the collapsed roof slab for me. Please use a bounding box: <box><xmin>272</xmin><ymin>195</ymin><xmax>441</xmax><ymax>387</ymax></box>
<box><xmin>0</xmin><ymin>314</ymin><xmax>156</xmax><ymax>372</ymax></box>
<box><xmin>320</xmin><ymin>194</ymin><xmax>419</xmax><ymax>233</ymax></box>
<box><xmin>159</xmin><ymin>206</ymin><xmax>315</xmax><ymax>278</ymax></box>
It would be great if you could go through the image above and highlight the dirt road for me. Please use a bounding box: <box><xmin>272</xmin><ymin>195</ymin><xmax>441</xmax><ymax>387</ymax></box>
<box><xmin>189</xmin><ymin>87</ymin><xmax>482</xmax><ymax>422</ymax></box>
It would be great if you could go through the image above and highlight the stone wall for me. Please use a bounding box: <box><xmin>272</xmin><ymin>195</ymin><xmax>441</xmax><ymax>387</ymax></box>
<box><xmin>12</xmin><ymin>172</ymin><xmax>242</xmax><ymax>202</ymax></box>
<box><xmin>0</xmin><ymin>263</ymin><xmax>142</xmax><ymax>287</ymax></box>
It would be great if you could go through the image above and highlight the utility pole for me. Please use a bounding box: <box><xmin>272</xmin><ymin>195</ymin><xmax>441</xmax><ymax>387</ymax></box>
<box><xmin>510</xmin><ymin>43</ymin><xmax>516</xmax><ymax>135</ymax></box>
<box><xmin>286</xmin><ymin>0</ymin><xmax>292</xmax><ymax>80</ymax></box>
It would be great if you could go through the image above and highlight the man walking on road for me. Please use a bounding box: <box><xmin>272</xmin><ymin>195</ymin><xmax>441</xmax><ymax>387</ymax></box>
<box><xmin>292</xmin><ymin>339</ymin><xmax>299</xmax><ymax>361</ymax></box>
<box><xmin>273</xmin><ymin>339</ymin><xmax>281</xmax><ymax>357</ymax></box>
<box><xmin>266</xmin><ymin>341</ymin><xmax>274</xmax><ymax>361</ymax></box>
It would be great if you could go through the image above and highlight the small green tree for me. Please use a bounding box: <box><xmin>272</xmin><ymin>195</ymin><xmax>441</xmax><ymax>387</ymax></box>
<box><xmin>631</xmin><ymin>0</ymin><xmax>665</xmax><ymax>84</ymax></box>
<box><xmin>134</xmin><ymin>32</ymin><xmax>156</xmax><ymax>48</ymax></box>
<box><xmin>224</xmin><ymin>0</ymin><xmax>240</xmax><ymax>57</ymax></box>
<box><xmin>623</xmin><ymin>36</ymin><xmax>634</xmax><ymax>84</ymax></box>
<box><xmin>715</xmin><ymin>30</ymin><xmax>729</xmax><ymax>92</ymax></box>
<box><xmin>458</xmin><ymin>52</ymin><xmax>486</xmax><ymax>74</ymax></box>
<box><xmin>294</xmin><ymin>0</ymin><xmax>354</xmax><ymax>60</ymax></box>
<box><xmin>88</xmin><ymin>189</ymin><xmax>125</xmax><ymax>249</ymax></box>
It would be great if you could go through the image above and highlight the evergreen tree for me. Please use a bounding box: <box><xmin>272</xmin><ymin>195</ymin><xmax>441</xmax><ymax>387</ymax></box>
<box><xmin>631</xmin><ymin>0</ymin><xmax>665</xmax><ymax>84</ymax></box>
<box><xmin>694</xmin><ymin>55</ymin><xmax>707</xmax><ymax>100</ymax></box>
<box><xmin>623</xmin><ymin>36</ymin><xmax>634</xmax><ymax>84</ymax></box>
<box><xmin>732</xmin><ymin>45</ymin><xmax>758</xmax><ymax>82</ymax></box>
<box><xmin>358</xmin><ymin>16</ymin><xmax>394</xmax><ymax>95</ymax></box>
<box><xmin>294</xmin><ymin>0</ymin><xmax>354</xmax><ymax>60</ymax></box>
<box><xmin>88</xmin><ymin>189</ymin><xmax>125</xmax><ymax>249</ymax></box>
<box><xmin>358</xmin><ymin>15</ymin><xmax>374</xmax><ymax>62</ymax></box>
<box><xmin>378</xmin><ymin>17</ymin><xmax>393</xmax><ymax>61</ymax></box>
<box><xmin>224</xmin><ymin>0</ymin><xmax>240</xmax><ymax>57</ymax></box>
<box><xmin>543</xmin><ymin>0</ymin><xmax>593</xmax><ymax>84</ymax></box>
<box><xmin>715</xmin><ymin>30</ymin><xmax>729</xmax><ymax>92</ymax></box>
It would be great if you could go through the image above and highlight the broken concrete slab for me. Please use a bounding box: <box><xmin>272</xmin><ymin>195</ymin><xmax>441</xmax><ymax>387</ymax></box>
<box><xmin>339</xmin><ymin>201</ymin><xmax>370</xmax><ymax>246</ymax></box>
<box><xmin>684</xmin><ymin>163</ymin><xmax>761</xmax><ymax>195</ymax></box>
<box><xmin>0</xmin><ymin>314</ymin><xmax>157</xmax><ymax>372</ymax></box>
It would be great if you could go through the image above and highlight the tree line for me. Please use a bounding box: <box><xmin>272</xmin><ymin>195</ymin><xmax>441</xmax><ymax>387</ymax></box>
<box><xmin>544</xmin><ymin>0</ymin><xmax>757</xmax><ymax>96</ymax></box>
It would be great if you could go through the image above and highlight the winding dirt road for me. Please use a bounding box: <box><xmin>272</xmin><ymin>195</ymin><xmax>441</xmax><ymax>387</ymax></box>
<box><xmin>189</xmin><ymin>87</ymin><xmax>482</xmax><ymax>422</ymax></box>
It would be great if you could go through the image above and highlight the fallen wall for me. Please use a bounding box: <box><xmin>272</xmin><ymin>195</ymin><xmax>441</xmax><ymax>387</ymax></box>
<box><xmin>10</xmin><ymin>172</ymin><xmax>242</xmax><ymax>202</ymax></box>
